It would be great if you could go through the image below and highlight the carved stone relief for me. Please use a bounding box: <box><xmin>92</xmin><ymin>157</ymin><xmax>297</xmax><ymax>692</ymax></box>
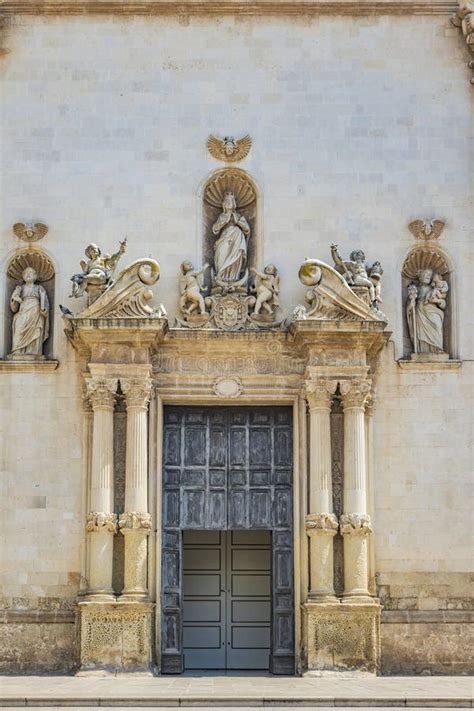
<box><xmin>13</xmin><ymin>222</ymin><xmax>48</xmax><ymax>243</ymax></box>
<box><xmin>452</xmin><ymin>1</ymin><xmax>474</xmax><ymax>84</ymax></box>
<box><xmin>212</xmin><ymin>376</ymin><xmax>243</xmax><ymax>398</ymax></box>
<box><xmin>408</xmin><ymin>219</ymin><xmax>445</xmax><ymax>241</ymax></box>
<box><xmin>207</xmin><ymin>134</ymin><xmax>252</xmax><ymax>163</ymax></box>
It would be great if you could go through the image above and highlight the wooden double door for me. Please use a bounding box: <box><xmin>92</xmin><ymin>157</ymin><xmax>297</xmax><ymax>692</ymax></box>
<box><xmin>161</xmin><ymin>406</ymin><xmax>294</xmax><ymax>674</ymax></box>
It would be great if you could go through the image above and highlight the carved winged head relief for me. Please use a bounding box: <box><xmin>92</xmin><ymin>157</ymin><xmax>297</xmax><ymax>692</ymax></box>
<box><xmin>408</xmin><ymin>219</ymin><xmax>445</xmax><ymax>240</ymax></box>
<box><xmin>207</xmin><ymin>134</ymin><xmax>252</xmax><ymax>163</ymax></box>
<box><xmin>13</xmin><ymin>222</ymin><xmax>48</xmax><ymax>243</ymax></box>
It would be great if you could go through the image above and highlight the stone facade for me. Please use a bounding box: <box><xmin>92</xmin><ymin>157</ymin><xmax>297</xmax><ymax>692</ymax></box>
<box><xmin>0</xmin><ymin>0</ymin><xmax>472</xmax><ymax>675</ymax></box>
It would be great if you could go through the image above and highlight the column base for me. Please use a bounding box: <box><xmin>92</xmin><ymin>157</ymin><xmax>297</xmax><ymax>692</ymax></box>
<box><xmin>77</xmin><ymin>600</ymin><xmax>154</xmax><ymax>673</ymax></box>
<box><xmin>302</xmin><ymin>600</ymin><xmax>381</xmax><ymax>673</ymax></box>
<box><xmin>308</xmin><ymin>593</ymin><xmax>340</xmax><ymax>605</ymax></box>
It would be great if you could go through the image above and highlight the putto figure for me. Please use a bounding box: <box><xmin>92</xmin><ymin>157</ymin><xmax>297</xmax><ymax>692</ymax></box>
<box><xmin>330</xmin><ymin>244</ymin><xmax>383</xmax><ymax>306</ymax></box>
<box><xmin>70</xmin><ymin>238</ymin><xmax>127</xmax><ymax>298</ymax></box>
<box><xmin>212</xmin><ymin>192</ymin><xmax>251</xmax><ymax>291</ymax></box>
<box><xmin>251</xmin><ymin>265</ymin><xmax>280</xmax><ymax>317</ymax></box>
<box><xmin>407</xmin><ymin>269</ymin><xmax>448</xmax><ymax>355</ymax></box>
<box><xmin>9</xmin><ymin>267</ymin><xmax>49</xmax><ymax>358</ymax></box>
<box><xmin>179</xmin><ymin>261</ymin><xmax>209</xmax><ymax>316</ymax></box>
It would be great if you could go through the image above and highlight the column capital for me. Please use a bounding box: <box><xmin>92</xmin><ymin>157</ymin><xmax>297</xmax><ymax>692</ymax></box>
<box><xmin>305</xmin><ymin>513</ymin><xmax>338</xmax><ymax>536</ymax></box>
<box><xmin>305</xmin><ymin>378</ymin><xmax>338</xmax><ymax>410</ymax></box>
<box><xmin>340</xmin><ymin>379</ymin><xmax>371</xmax><ymax>410</ymax></box>
<box><xmin>121</xmin><ymin>377</ymin><xmax>153</xmax><ymax>408</ymax></box>
<box><xmin>340</xmin><ymin>513</ymin><xmax>372</xmax><ymax>537</ymax></box>
<box><xmin>86</xmin><ymin>511</ymin><xmax>118</xmax><ymax>534</ymax></box>
<box><xmin>119</xmin><ymin>511</ymin><xmax>152</xmax><ymax>531</ymax></box>
<box><xmin>85</xmin><ymin>377</ymin><xmax>117</xmax><ymax>409</ymax></box>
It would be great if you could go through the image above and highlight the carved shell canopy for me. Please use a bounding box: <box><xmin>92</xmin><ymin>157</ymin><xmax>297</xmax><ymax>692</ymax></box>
<box><xmin>204</xmin><ymin>170</ymin><xmax>256</xmax><ymax>210</ymax></box>
<box><xmin>402</xmin><ymin>249</ymin><xmax>449</xmax><ymax>281</ymax></box>
<box><xmin>7</xmin><ymin>251</ymin><xmax>55</xmax><ymax>282</ymax></box>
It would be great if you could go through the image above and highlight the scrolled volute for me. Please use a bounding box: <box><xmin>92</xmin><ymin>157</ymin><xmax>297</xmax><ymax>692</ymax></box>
<box><xmin>305</xmin><ymin>513</ymin><xmax>338</xmax><ymax>535</ymax></box>
<box><xmin>118</xmin><ymin>512</ymin><xmax>153</xmax><ymax>531</ymax></box>
<box><xmin>340</xmin><ymin>513</ymin><xmax>372</xmax><ymax>537</ymax></box>
<box><xmin>86</xmin><ymin>511</ymin><xmax>118</xmax><ymax>534</ymax></box>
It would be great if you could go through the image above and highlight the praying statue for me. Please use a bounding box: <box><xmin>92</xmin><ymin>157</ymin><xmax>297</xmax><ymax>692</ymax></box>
<box><xmin>406</xmin><ymin>269</ymin><xmax>448</xmax><ymax>355</ymax></box>
<box><xmin>9</xmin><ymin>267</ymin><xmax>49</xmax><ymax>357</ymax></box>
<box><xmin>212</xmin><ymin>192</ymin><xmax>250</xmax><ymax>290</ymax></box>
<box><xmin>70</xmin><ymin>238</ymin><xmax>127</xmax><ymax>298</ymax></box>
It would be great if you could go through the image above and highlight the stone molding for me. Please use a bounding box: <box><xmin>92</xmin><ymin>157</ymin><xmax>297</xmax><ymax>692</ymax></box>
<box><xmin>0</xmin><ymin>359</ymin><xmax>59</xmax><ymax>372</ymax></box>
<box><xmin>340</xmin><ymin>512</ymin><xmax>373</xmax><ymax>536</ymax></box>
<box><xmin>120</xmin><ymin>377</ymin><xmax>153</xmax><ymax>408</ymax></box>
<box><xmin>118</xmin><ymin>511</ymin><xmax>153</xmax><ymax>531</ymax></box>
<box><xmin>305</xmin><ymin>512</ymin><xmax>339</xmax><ymax>534</ymax></box>
<box><xmin>86</xmin><ymin>511</ymin><xmax>118</xmax><ymax>534</ymax></box>
<box><xmin>85</xmin><ymin>378</ymin><xmax>117</xmax><ymax>409</ymax></box>
<box><xmin>339</xmin><ymin>378</ymin><xmax>371</xmax><ymax>409</ymax></box>
<box><xmin>1</xmin><ymin>1</ymin><xmax>457</xmax><ymax>15</ymax></box>
<box><xmin>304</xmin><ymin>378</ymin><xmax>338</xmax><ymax>410</ymax></box>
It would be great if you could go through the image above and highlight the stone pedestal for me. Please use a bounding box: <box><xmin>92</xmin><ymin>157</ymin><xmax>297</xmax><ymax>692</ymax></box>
<box><xmin>77</xmin><ymin>600</ymin><xmax>154</xmax><ymax>673</ymax></box>
<box><xmin>302</xmin><ymin>601</ymin><xmax>381</xmax><ymax>673</ymax></box>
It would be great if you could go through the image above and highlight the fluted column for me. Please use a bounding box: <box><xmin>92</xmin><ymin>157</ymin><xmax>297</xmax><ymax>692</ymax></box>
<box><xmin>305</xmin><ymin>379</ymin><xmax>338</xmax><ymax>602</ymax></box>
<box><xmin>85</xmin><ymin>377</ymin><xmax>118</xmax><ymax>600</ymax></box>
<box><xmin>365</xmin><ymin>392</ymin><xmax>376</xmax><ymax>596</ymax></box>
<box><xmin>340</xmin><ymin>379</ymin><xmax>372</xmax><ymax>601</ymax></box>
<box><xmin>119</xmin><ymin>377</ymin><xmax>153</xmax><ymax>600</ymax></box>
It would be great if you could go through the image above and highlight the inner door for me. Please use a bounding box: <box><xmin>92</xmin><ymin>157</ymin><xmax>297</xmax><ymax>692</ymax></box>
<box><xmin>183</xmin><ymin>530</ymin><xmax>271</xmax><ymax>670</ymax></box>
<box><xmin>161</xmin><ymin>406</ymin><xmax>294</xmax><ymax>674</ymax></box>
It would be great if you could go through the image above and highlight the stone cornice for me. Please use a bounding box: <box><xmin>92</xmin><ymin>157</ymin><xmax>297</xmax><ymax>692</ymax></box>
<box><xmin>0</xmin><ymin>0</ymin><xmax>457</xmax><ymax>15</ymax></box>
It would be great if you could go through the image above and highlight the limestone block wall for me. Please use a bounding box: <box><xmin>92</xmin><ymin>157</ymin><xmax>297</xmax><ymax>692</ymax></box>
<box><xmin>0</xmin><ymin>10</ymin><xmax>472</xmax><ymax>673</ymax></box>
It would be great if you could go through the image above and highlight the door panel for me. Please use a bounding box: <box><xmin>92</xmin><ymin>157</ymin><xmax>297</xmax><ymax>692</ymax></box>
<box><xmin>183</xmin><ymin>530</ymin><xmax>226</xmax><ymax>669</ymax></box>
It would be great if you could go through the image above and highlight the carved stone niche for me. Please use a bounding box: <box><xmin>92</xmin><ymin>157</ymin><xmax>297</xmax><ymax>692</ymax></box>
<box><xmin>4</xmin><ymin>250</ymin><xmax>56</xmax><ymax>361</ymax></box>
<box><xmin>401</xmin><ymin>248</ymin><xmax>453</xmax><ymax>360</ymax></box>
<box><xmin>202</xmin><ymin>168</ymin><xmax>258</xmax><ymax>290</ymax></box>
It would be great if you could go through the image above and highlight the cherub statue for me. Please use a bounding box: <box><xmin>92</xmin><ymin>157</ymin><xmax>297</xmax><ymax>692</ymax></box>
<box><xmin>179</xmin><ymin>261</ymin><xmax>209</xmax><ymax>316</ymax></box>
<box><xmin>250</xmin><ymin>265</ymin><xmax>280</xmax><ymax>316</ymax></box>
<box><xmin>330</xmin><ymin>244</ymin><xmax>382</xmax><ymax>305</ymax></box>
<box><xmin>70</xmin><ymin>239</ymin><xmax>127</xmax><ymax>298</ymax></box>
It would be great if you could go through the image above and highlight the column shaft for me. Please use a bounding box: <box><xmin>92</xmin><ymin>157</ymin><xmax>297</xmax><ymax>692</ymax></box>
<box><xmin>85</xmin><ymin>377</ymin><xmax>117</xmax><ymax>600</ymax></box>
<box><xmin>119</xmin><ymin>377</ymin><xmax>153</xmax><ymax>600</ymax></box>
<box><xmin>305</xmin><ymin>380</ymin><xmax>338</xmax><ymax>602</ymax></box>
<box><xmin>340</xmin><ymin>379</ymin><xmax>372</xmax><ymax>601</ymax></box>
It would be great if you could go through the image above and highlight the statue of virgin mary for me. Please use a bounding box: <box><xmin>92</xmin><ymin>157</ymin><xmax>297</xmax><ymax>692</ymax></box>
<box><xmin>211</xmin><ymin>191</ymin><xmax>250</xmax><ymax>288</ymax></box>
